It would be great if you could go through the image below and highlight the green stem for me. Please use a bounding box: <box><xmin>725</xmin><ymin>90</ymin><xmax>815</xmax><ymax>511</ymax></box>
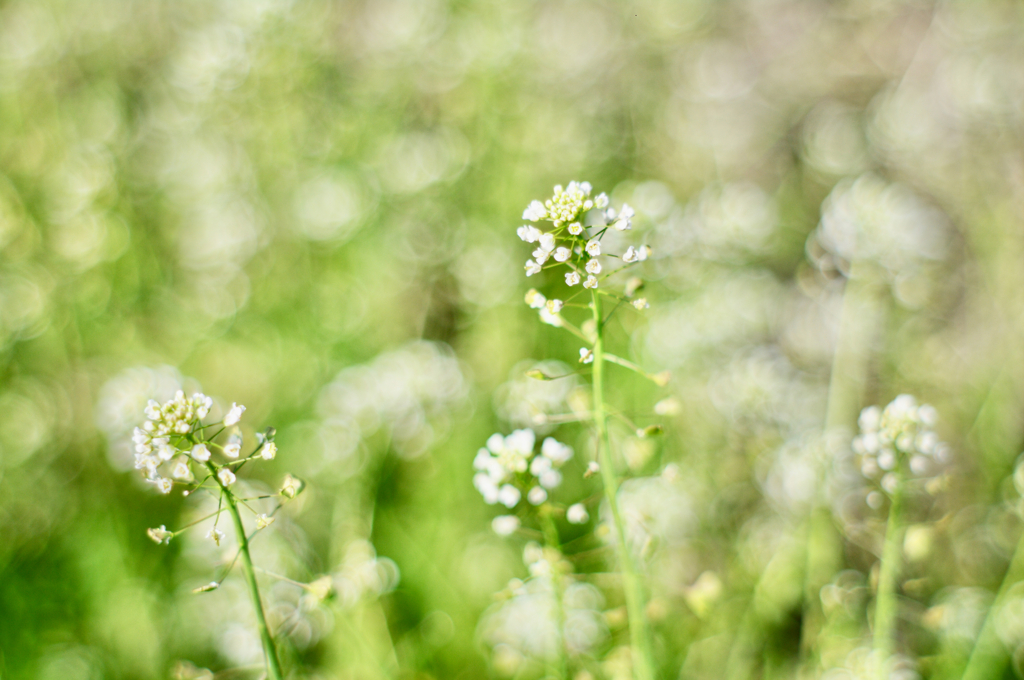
<box><xmin>873</xmin><ymin>479</ymin><xmax>905</xmax><ymax>678</ymax></box>
<box><xmin>590</xmin><ymin>290</ymin><xmax>656</xmax><ymax>680</ymax></box>
<box><xmin>541</xmin><ymin>509</ymin><xmax>568</xmax><ymax>680</ymax></box>
<box><xmin>209</xmin><ymin>463</ymin><xmax>284</xmax><ymax>680</ymax></box>
<box><xmin>961</xmin><ymin>521</ymin><xmax>1024</xmax><ymax>680</ymax></box>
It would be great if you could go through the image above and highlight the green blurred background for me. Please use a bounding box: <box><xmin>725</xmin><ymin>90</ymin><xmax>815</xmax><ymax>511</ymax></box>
<box><xmin>1</xmin><ymin>0</ymin><xmax>1023</xmax><ymax>678</ymax></box>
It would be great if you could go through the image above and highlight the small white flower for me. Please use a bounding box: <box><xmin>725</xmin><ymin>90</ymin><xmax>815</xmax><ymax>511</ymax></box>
<box><xmin>261</xmin><ymin>442</ymin><xmax>277</xmax><ymax>460</ymax></box>
<box><xmin>594</xmin><ymin>193</ymin><xmax>609</xmax><ymax>209</ymax></box>
<box><xmin>525</xmin><ymin>289</ymin><xmax>547</xmax><ymax>309</ymax></box>
<box><xmin>144</xmin><ymin>399</ymin><xmax>161</xmax><ymax>420</ymax></box>
<box><xmin>585</xmin><ymin>259</ymin><xmax>602</xmax><ymax>275</ymax></box>
<box><xmin>224</xmin><ymin>403</ymin><xmax>246</xmax><ymax>427</ymax></box>
<box><xmin>579</xmin><ymin>347</ymin><xmax>594</xmax><ymax>364</ymax></box>
<box><xmin>538</xmin><ymin>233</ymin><xmax>556</xmax><ymax>252</ymax></box>
<box><xmin>568</xmin><ymin>222</ymin><xmax>584</xmax><ymax>235</ymax></box>
<box><xmin>157</xmin><ymin>442</ymin><xmax>176</xmax><ymax>461</ymax></box>
<box><xmin>539</xmin><ymin>307</ymin><xmax>563</xmax><ymax>326</ymax></box>
<box><xmin>207</xmin><ymin>527</ymin><xmax>226</xmax><ymax>546</ymax></box>
<box><xmin>553</xmin><ymin>247</ymin><xmax>572</xmax><ymax>262</ymax></box>
<box><xmin>498</xmin><ymin>484</ymin><xmax>521</xmax><ymax>508</ymax></box>
<box><xmin>567</xmin><ymin>503</ymin><xmax>589</xmax><ymax>524</ymax></box>
<box><xmin>530</xmin><ymin>455</ymin><xmax>552</xmax><ymax>477</ymax></box>
<box><xmin>223</xmin><ymin>442</ymin><xmax>241</xmax><ymax>459</ymax></box>
<box><xmin>492</xmin><ymin>515</ymin><xmax>521</xmax><ymax>536</ymax></box>
<box><xmin>153</xmin><ymin>476</ymin><xmax>173</xmax><ymax>494</ymax></box>
<box><xmin>191</xmin><ymin>443</ymin><xmax>211</xmax><ymax>462</ymax></box>
<box><xmin>474</xmin><ymin>473</ymin><xmax>500</xmax><ymax>504</ymax></box>
<box><xmin>565</xmin><ymin>271</ymin><xmax>581</xmax><ymax>286</ymax></box>
<box><xmin>533</xmin><ymin>247</ymin><xmax>551</xmax><ymax>264</ymax></box>
<box><xmin>517</xmin><ymin>225</ymin><xmax>542</xmax><ymax>243</ymax></box>
<box><xmin>583</xmin><ymin>275</ymin><xmax>599</xmax><ymax>289</ymax></box>
<box><xmin>632</xmin><ymin>297</ymin><xmax>649</xmax><ymax>310</ymax></box>
<box><xmin>541</xmin><ymin>437</ymin><xmax>573</xmax><ymax>464</ymax></box>
<box><xmin>613</xmin><ymin>204</ymin><xmax>634</xmax><ymax>231</ymax></box>
<box><xmin>523</xmin><ymin>200</ymin><xmax>547</xmax><ymax>222</ymax></box>
<box><xmin>527</xmin><ymin>486</ymin><xmax>548</xmax><ymax>505</ymax></box>
<box><xmin>194</xmin><ymin>393</ymin><xmax>213</xmax><ymax>419</ymax></box>
<box><xmin>539</xmin><ymin>469</ymin><xmax>562</xmax><ymax>489</ymax></box>
<box><xmin>580</xmin><ymin>181</ymin><xmax>592</xmax><ymax>194</ymax></box>
<box><xmin>525</xmin><ymin>260</ymin><xmax>542</xmax><ymax>276</ymax></box>
<box><xmin>622</xmin><ymin>246</ymin><xmax>639</xmax><ymax>263</ymax></box>
<box><xmin>171</xmin><ymin>458</ymin><xmax>193</xmax><ymax>481</ymax></box>
<box><xmin>147</xmin><ymin>525</ymin><xmax>173</xmax><ymax>544</ymax></box>
<box><xmin>546</xmin><ymin>299</ymin><xmax>564</xmax><ymax>314</ymax></box>
<box><xmin>218</xmin><ymin>468</ymin><xmax>236</xmax><ymax>486</ymax></box>
<box><xmin>586</xmin><ymin>461</ymin><xmax>600</xmax><ymax>476</ymax></box>
<box><xmin>280</xmin><ymin>473</ymin><xmax>303</xmax><ymax>498</ymax></box>
<box><xmin>255</xmin><ymin>514</ymin><xmax>275</xmax><ymax>529</ymax></box>
<box><xmin>585</xmin><ymin>239</ymin><xmax>601</xmax><ymax>257</ymax></box>
<box><xmin>638</xmin><ymin>245</ymin><xmax>651</xmax><ymax>261</ymax></box>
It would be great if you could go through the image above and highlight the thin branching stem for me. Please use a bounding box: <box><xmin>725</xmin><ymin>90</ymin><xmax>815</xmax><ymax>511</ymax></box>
<box><xmin>873</xmin><ymin>478</ymin><xmax>905</xmax><ymax>678</ymax></box>
<box><xmin>590</xmin><ymin>289</ymin><xmax>655</xmax><ymax>680</ymax></box>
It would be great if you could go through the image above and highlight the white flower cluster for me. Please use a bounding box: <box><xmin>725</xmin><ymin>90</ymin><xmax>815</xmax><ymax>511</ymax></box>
<box><xmin>473</xmin><ymin>428</ymin><xmax>574</xmax><ymax>533</ymax></box>
<box><xmin>519</xmin><ymin>181</ymin><xmax>648</xmax><ymax>292</ymax></box>
<box><xmin>132</xmin><ymin>390</ymin><xmax>260</xmax><ymax>496</ymax></box>
<box><xmin>853</xmin><ymin>394</ymin><xmax>948</xmax><ymax>498</ymax></box>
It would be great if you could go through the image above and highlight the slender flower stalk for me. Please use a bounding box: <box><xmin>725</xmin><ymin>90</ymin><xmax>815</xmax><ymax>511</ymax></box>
<box><xmin>591</xmin><ymin>289</ymin><xmax>656</xmax><ymax>680</ymax></box>
<box><xmin>540</xmin><ymin>508</ymin><xmax>569</xmax><ymax>680</ymax></box>
<box><xmin>873</xmin><ymin>475</ymin><xmax>904</xmax><ymax>678</ymax></box>
<box><xmin>213</xmin><ymin>461</ymin><xmax>284</xmax><ymax>680</ymax></box>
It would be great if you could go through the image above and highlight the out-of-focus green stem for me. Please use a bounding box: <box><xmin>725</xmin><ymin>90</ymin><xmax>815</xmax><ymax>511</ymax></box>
<box><xmin>590</xmin><ymin>290</ymin><xmax>655</xmax><ymax>680</ymax></box>
<box><xmin>209</xmin><ymin>462</ymin><xmax>284</xmax><ymax>680</ymax></box>
<box><xmin>873</xmin><ymin>479</ymin><xmax>905</xmax><ymax>678</ymax></box>
<box><xmin>961</xmin><ymin>522</ymin><xmax>1024</xmax><ymax>680</ymax></box>
<box><xmin>541</xmin><ymin>509</ymin><xmax>568</xmax><ymax>680</ymax></box>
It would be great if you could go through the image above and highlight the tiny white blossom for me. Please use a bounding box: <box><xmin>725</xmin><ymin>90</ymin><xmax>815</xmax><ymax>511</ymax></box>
<box><xmin>223</xmin><ymin>442</ymin><xmax>241</xmax><ymax>459</ymax></box>
<box><xmin>546</xmin><ymin>299</ymin><xmax>564</xmax><ymax>314</ymax></box>
<box><xmin>171</xmin><ymin>458</ymin><xmax>193</xmax><ymax>481</ymax></box>
<box><xmin>157</xmin><ymin>442</ymin><xmax>176</xmax><ymax>461</ymax></box>
<box><xmin>594</xmin><ymin>193</ymin><xmax>609</xmax><ymax>209</ymax></box>
<box><xmin>191</xmin><ymin>443</ymin><xmax>211</xmax><ymax>462</ymax></box>
<box><xmin>147</xmin><ymin>525</ymin><xmax>173</xmax><ymax>544</ymax></box>
<box><xmin>255</xmin><ymin>514</ymin><xmax>275</xmax><ymax>529</ymax></box>
<box><xmin>585</xmin><ymin>239</ymin><xmax>601</xmax><ymax>257</ymax></box>
<box><xmin>530</xmin><ymin>455</ymin><xmax>552</xmax><ymax>477</ymax></box>
<box><xmin>474</xmin><ymin>473</ymin><xmax>500</xmax><ymax>504</ymax></box>
<box><xmin>194</xmin><ymin>393</ymin><xmax>213</xmax><ymax>419</ymax></box>
<box><xmin>541</xmin><ymin>437</ymin><xmax>573</xmax><ymax>464</ymax></box>
<box><xmin>565</xmin><ymin>271</ymin><xmax>581</xmax><ymax>286</ymax></box>
<box><xmin>525</xmin><ymin>289</ymin><xmax>547</xmax><ymax>309</ymax></box>
<box><xmin>568</xmin><ymin>222</ymin><xmax>584</xmax><ymax>235</ymax></box>
<box><xmin>539</xmin><ymin>469</ymin><xmax>563</xmax><ymax>489</ymax></box>
<box><xmin>613</xmin><ymin>204</ymin><xmax>634</xmax><ymax>231</ymax></box>
<box><xmin>622</xmin><ymin>246</ymin><xmax>639</xmax><ymax>263</ymax></box>
<box><xmin>538</xmin><ymin>233</ymin><xmax>556</xmax><ymax>252</ymax></box>
<box><xmin>638</xmin><ymin>245</ymin><xmax>651</xmax><ymax>261</ymax></box>
<box><xmin>585</xmin><ymin>259</ymin><xmax>602</xmax><ymax>275</ymax></box>
<box><xmin>224</xmin><ymin>403</ymin><xmax>246</xmax><ymax>426</ymax></box>
<box><xmin>261</xmin><ymin>442</ymin><xmax>277</xmax><ymax>460</ymax></box>
<box><xmin>632</xmin><ymin>298</ymin><xmax>649</xmax><ymax>310</ymax></box>
<box><xmin>207</xmin><ymin>527</ymin><xmax>226</xmax><ymax>546</ymax></box>
<box><xmin>580</xmin><ymin>181</ymin><xmax>592</xmax><ymax>194</ymax></box>
<box><xmin>586</xmin><ymin>461</ymin><xmax>600</xmax><ymax>476</ymax></box>
<box><xmin>583</xmin><ymin>275</ymin><xmax>599</xmax><ymax>289</ymax></box>
<box><xmin>153</xmin><ymin>476</ymin><xmax>173</xmax><ymax>494</ymax></box>
<box><xmin>527</xmin><ymin>486</ymin><xmax>548</xmax><ymax>505</ymax></box>
<box><xmin>533</xmin><ymin>247</ymin><xmax>551</xmax><ymax>264</ymax></box>
<box><xmin>525</xmin><ymin>260</ymin><xmax>542</xmax><ymax>276</ymax></box>
<box><xmin>280</xmin><ymin>473</ymin><xmax>303</xmax><ymax>498</ymax></box>
<box><xmin>517</xmin><ymin>225</ymin><xmax>542</xmax><ymax>243</ymax></box>
<box><xmin>579</xmin><ymin>347</ymin><xmax>594</xmax><ymax>364</ymax></box>
<box><xmin>492</xmin><ymin>515</ymin><xmax>521</xmax><ymax>536</ymax></box>
<box><xmin>538</xmin><ymin>307</ymin><xmax>563</xmax><ymax>326</ymax></box>
<box><xmin>498</xmin><ymin>484</ymin><xmax>522</xmax><ymax>508</ymax></box>
<box><xmin>553</xmin><ymin>247</ymin><xmax>572</xmax><ymax>262</ymax></box>
<box><xmin>567</xmin><ymin>503</ymin><xmax>589</xmax><ymax>524</ymax></box>
<box><xmin>523</xmin><ymin>200</ymin><xmax>547</xmax><ymax>222</ymax></box>
<box><xmin>218</xmin><ymin>468</ymin><xmax>236</xmax><ymax>486</ymax></box>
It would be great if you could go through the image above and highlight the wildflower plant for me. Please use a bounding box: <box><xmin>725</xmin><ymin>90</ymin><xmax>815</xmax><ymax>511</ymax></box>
<box><xmin>134</xmin><ymin>390</ymin><xmax>302</xmax><ymax>680</ymax></box>
<box><xmin>851</xmin><ymin>395</ymin><xmax>947</xmax><ymax>676</ymax></box>
<box><xmin>476</xmin><ymin>181</ymin><xmax>661</xmax><ymax>679</ymax></box>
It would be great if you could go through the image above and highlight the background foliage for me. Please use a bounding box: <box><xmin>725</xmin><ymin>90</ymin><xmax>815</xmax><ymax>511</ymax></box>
<box><xmin>0</xmin><ymin>0</ymin><xmax>1022</xmax><ymax>678</ymax></box>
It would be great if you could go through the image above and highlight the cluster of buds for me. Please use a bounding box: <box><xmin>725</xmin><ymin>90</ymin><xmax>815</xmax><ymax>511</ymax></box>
<box><xmin>519</xmin><ymin>181</ymin><xmax>649</xmax><ymax>294</ymax></box>
<box><xmin>853</xmin><ymin>394</ymin><xmax>949</xmax><ymax>501</ymax></box>
<box><xmin>473</xmin><ymin>428</ymin><xmax>586</xmax><ymax>535</ymax></box>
